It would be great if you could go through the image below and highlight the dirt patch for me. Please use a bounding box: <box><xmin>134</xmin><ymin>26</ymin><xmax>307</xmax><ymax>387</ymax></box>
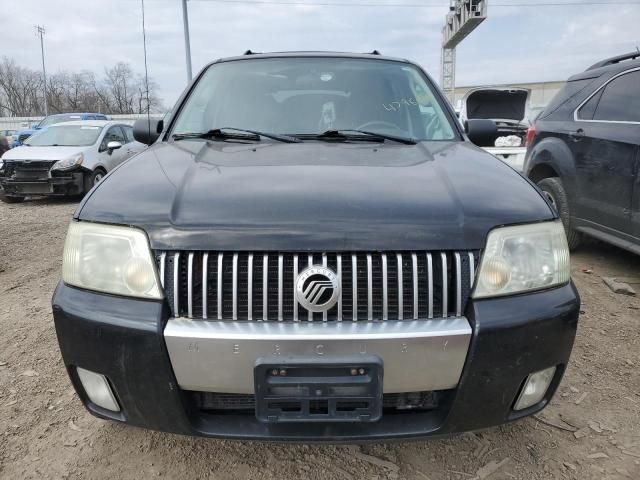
<box><xmin>1</xmin><ymin>200</ymin><xmax>639</xmax><ymax>480</ymax></box>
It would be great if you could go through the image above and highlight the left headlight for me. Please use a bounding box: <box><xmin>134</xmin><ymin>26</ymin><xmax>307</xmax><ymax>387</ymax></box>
<box><xmin>52</xmin><ymin>152</ymin><xmax>84</xmax><ymax>171</ymax></box>
<box><xmin>473</xmin><ymin>220</ymin><xmax>570</xmax><ymax>299</ymax></box>
<box><xmin>62</xmin><ymin>221</ymin><xmax>163</xmax><ymax>299</ymax></box>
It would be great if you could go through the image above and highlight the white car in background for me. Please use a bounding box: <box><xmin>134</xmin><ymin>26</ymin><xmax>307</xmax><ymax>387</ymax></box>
<box><xmin>458</xmin><ymin>87</ymin><xmax>534</xmax><ymax>172</ymax></box>
<box><xmin>0</xmin><ymin>120</ymin><xmax>145</xmax><ymax>203</ymax></box>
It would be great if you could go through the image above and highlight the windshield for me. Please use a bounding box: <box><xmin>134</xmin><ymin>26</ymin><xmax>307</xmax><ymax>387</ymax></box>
<box><xmin>39</xmin><ymin>114</ymin><xmax>84</xmax><ymax>128</ymax></box>
<box><xmin>24</xmin><ymin>125</ymin><xmax>103</xmax><ymax>146</ymax></box>
<box><xmin>172</xmin><ymin>58</ymin><xmax>457</xmax><ymax>141</ymax></box>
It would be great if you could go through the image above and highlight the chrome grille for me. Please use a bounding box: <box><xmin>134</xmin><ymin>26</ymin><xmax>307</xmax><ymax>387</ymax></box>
<box><xmin>156</xmin><ymin>251</ymin><xmax>477</xmax><ymax>321</ymax></box>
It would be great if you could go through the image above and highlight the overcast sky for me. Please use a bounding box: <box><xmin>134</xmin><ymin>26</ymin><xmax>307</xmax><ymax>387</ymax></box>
<box><xmin>4</xmin><ymin>0</ymin><xmax>640</xmax><ymax>109</ymax></box>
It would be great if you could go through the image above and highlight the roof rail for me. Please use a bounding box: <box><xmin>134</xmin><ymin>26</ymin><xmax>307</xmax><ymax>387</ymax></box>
<box><xmin>586</xmin><ymin>50</ymin><xmax>640</xmax><ymax>71</ymax></box>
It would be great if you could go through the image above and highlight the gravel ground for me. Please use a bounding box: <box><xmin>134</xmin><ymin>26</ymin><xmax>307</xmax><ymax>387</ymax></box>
<box><xmin>0</xmin><ymin>199</ymin><xmax>639</xmax><ymax>480</ymax></box>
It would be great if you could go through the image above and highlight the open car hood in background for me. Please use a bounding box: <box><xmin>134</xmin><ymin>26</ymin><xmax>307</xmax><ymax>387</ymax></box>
<box><xmin>464</xmin><ymin>88</ymin><xmax>529</xmax><ymax>123</ymax></box>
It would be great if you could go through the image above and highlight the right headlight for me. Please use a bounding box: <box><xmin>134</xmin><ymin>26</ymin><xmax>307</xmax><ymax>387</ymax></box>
<box><xmin>52</xmin><ymin>152</ymin><xmax>84</xmax><ymax>171</ymax></box>
<box><xmin>473</xmin><ymin>220</ymin><xmax>570</xmax><ymax>299</ymax></box>
<box><xmin>62</xmin><ymin>221</ymin><xmax>162</xmax><ymax>300</ymax></box>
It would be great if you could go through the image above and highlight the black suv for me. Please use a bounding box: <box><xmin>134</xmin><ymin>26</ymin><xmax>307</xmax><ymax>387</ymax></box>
<box><xmin>525</xmin><ymin>52</ymin><xmax>640</xmax><ymax>254</ymax></box>
<box><xmin>52</xmin><ymin>52</ymin><xmax>579</xmax><ymax>441</ymax></box>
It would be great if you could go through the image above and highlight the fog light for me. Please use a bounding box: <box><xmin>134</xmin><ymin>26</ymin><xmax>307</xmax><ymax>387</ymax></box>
<box><xmin>514</xmin><ymin>366</ymin><xmax>556</xmax><ymax>411</ymax></box>
<box><xmin>77</xmin><ymin>367</ymin><xmax>120</xmax><ymax>412</ymax></box>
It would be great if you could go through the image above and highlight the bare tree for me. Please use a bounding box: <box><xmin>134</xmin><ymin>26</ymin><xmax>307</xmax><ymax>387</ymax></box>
<box><xmin>45</xmin><ymin>71</ymin><xmax>68</xmax><ymax>114</ymax></box>
<box><xmin>0</xmin><ymin>57</ymin><xmax>44</xmax><ymax>116</ymax></box>
<box><xmin>104</xmin><ymin>62</ymin><xmax>134</xmax><ymax>113</ymax></box>
<box><xmin>0</xmin><ymin>56</ymin><xmax>164</xmax><ymax>116</ymax></box>
<box><xmin>103</xmin><ymin>62</ymin><xmax>163</xmax><ymax>114</ymax></box>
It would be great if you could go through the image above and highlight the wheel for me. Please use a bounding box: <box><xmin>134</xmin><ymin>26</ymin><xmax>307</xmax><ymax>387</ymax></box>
<box><xmin>84</xmin><ymin>168</ymin><xmax>107</xmax><ymax>193</ymax></box>
<box><xmin>0</xmin><ymin>194</ymin><xmax>25</xmax><ymax>204</ymax></box>
<box><xmin>537</xmin><ymin>177</ymin><xmax>581</xmax><ymax>249</ymax></box>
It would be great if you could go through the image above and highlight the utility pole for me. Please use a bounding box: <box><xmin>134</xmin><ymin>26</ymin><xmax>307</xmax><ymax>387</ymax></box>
<box><xmin>181</xmin><ymin>0</ymin><xmax>193</xmax><ymax>82</ymax></box>
<box><xmin>35</xmin><ymin>25</ymin><xmax>48</xmax><ymax>116</ymax></box>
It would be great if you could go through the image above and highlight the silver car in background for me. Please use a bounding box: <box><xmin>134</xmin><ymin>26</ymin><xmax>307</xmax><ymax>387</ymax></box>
<box><xmin>0</xmin><ymin>120</ymin><xmax>145</xmax><ymax>203</ymax></box>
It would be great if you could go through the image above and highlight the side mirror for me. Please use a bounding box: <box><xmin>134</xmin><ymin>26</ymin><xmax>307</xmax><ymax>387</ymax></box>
<box><xmin>133</xmin><ymin>118</ymin><xmax>163</xmax><ymax>145</ymax></box>
<box><xmin>107</xmin><ymin>141</ymin><xmax>122</xmax><ymax>153</ymax></box>
<box><xmin>31</xmin><ymin>123</ymin><xmax>39</xmax><ymax>129</ymax></box>
<box><xmin>465</xmin><ymin>119</ymin><xmax>498</xmax><ymax>148</ymax></box>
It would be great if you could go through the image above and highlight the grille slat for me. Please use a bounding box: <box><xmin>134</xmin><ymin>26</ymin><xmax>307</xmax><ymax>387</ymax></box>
<box><xmin>293</xmin><ymin>254</ymin><xmax>299</xmax><ymax>322</ymax></box>
<box><xmin>441</xmin><ymin>253</ymin><xmax>448</xmax><ymax>319</ymax></box>
<box><xmin>247</xmin><ymin>254</ymin><xmax>253</xmax><ymax>321</ymax></box>
<box><xmin>173</xmin><ymin>253</ymin><xmax>180</xmax><ymax>315</ymax></box>
<box><xmin>323</xmin><ymin>255</ymin><xmax>329</xmax><ymax>322</ymax></box>
<box><xmin>427</xmin><ymin>253</ymin><xmax>433</xmax><ymax>319</ymax></box>
<box><xmin>366</xmin><ymin>254</ymin><xmax>373</xmax><ymax>321</ymax></box>
<box><xmin>382</xmin><ymin>254</ymin><xmax>388</xmax><ymax>321</ymax></box>
<box><xmin>202</xmin><ymin>253</ymin><xmax>208</xmax><ymax>319</ymax></box>
<box><xmin>455</xmin><ymin>252</ymin><xmax>462</xmax><ymax>318</ymax></box>
<box><xmin>217</xmin><ymin>254</ymin><xmax>223</xmax><ymax>320</ymax></box>
<box><xmin>232</xmin><ymin>253</ymin><xmax>238</xmax><ymax>320</ymax></box>
<box><xmin>396</xmin><ymin>253</ymin><xmax>403</xmax><ymax>321</ymax></box>
<box><xmin>187</xmin><ymin>253</ymin><xmax>194</xmax><ymax>318</ymax></box>
<box><xmin>262</xmin><ymin>255</ymin><xmax>268</xmax><ymax>321</ymax></box>
<box><xmin>159</xmin><ymin>252</ymin><xmax>166</xmax><ymax>288</ymax></box>
<box><xmin>337</xmin><ymin>254</ymin><xmax>343</xmax><ymax>322</ymax></box>
<box><xmin>308</xmin><ymin>255</ymin><xmax>313</xmax><ymax>322</ymax></box>
<box><xmin>469</xmin><ymin>252</ymin><xmax>476</xmax><ymax>288</ymax></box>
<box><xmin>412</xmin><ymin>253</ymin><xmax>418</xmax><ymax>320</ymax></box>
<box><xmin>352</xmin><ymin>255</ymin><xmax>358</xmax><ymax>322</ymax></box>
<box><xmin>158</xmin><ymin>251</ymin><xmax>477</xmax><ymax>322</ymax></box>
<box><xmin>278</xmin><ymin>254</ymin><xmax>284</xmax><ymax>322</ymax></box>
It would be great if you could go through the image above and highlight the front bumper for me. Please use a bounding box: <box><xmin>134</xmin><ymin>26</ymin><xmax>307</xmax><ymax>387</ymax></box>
<box><xmin>1</xmin><ymin>171</ymin><xmax>84</xmax><ymax>196</ymax></box>
<box><xmin>165</xmin><ymin>318</ymin><xmax>471</xmax><ymax>394</ymax></box>
<box><xmin>52</xmin><ymin>282</ymin><xmax>579</xmax><ymax>441</ymax></box>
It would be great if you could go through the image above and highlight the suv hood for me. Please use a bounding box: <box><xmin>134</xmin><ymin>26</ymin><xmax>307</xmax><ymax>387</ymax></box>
<box><xmin>2</xmin><ymin>145</ymin><xmax>89</xmax><ymax>161</ymax></box>
<box><xmin>462</xmin><ymin>88</ymin><xmax>530</xmax><ymax>123</ymax></box>
<box><xmin>78</xmin><ymin>140</ymin><xmax>553</xmax><ymax>251</ymax></box>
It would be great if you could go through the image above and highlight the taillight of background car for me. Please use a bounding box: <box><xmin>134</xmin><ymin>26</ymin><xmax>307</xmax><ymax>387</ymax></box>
<box><xmin>525</xmin><ymin>125</ymin><xmax>536</xmax><ymax>147</ymax></box>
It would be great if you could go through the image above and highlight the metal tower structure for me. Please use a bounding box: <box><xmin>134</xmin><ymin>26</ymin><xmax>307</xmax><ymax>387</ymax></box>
<box><xmin>440</xmin><ymin>0</ymin><xmax>488</xmax><ymax>104</ymax></box>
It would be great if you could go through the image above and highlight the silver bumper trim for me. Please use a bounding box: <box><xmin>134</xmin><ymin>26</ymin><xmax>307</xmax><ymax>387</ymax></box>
<box><xmin>164</xmin><ymin>318</ymin><xmax>472</xmax><ymax>394</ymax></box>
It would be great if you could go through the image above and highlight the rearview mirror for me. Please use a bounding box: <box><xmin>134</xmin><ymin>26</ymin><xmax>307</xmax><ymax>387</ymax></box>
<box><xmin>465</xmin><ymin>119</ymin><xmax>498</xmax><ymax>148</ymax></box>
<box><xmin>133</xmin><ymin>118</ymin><xmax>164</xmax><ymax>145</ymax></box>
<box><xmin>107</xmin><ymin>141</ymin><xmax>122</xmax><ymax>153</ymax></box>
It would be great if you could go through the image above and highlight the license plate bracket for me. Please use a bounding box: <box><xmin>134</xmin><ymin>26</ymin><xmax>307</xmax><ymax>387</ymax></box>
<box><xmin>254</xmin><ymin>357</ymin><xmax>383</xmax><ymax>423</ymax></box>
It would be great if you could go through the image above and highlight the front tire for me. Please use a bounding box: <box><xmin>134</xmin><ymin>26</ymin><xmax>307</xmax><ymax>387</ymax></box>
<box><xmin>84</xmin><ymin>168</ymin><xmax>107</xmax><ymax>194</ymax></box>
<box><xmin>537</xmin><ymin>177</ymin><xmax>581</xmax><ymax>249</ymax></box>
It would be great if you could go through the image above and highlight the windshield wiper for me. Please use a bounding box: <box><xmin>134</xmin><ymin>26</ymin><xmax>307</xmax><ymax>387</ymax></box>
<box><xmin>172</xmin><ymin>127</ymin><xmax>301</xmax><ymax>143</ymax></box>
<box><xmin>296</xmin><ymin>129</ymin><xmax>417</xmax><ymax>145</ymax></box>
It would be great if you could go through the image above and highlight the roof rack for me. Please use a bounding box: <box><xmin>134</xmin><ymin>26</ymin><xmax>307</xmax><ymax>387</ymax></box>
<box><xmin>586</xmin><ymin>50</ymin><xmax>640</xmax><ymax>71</ymax></box>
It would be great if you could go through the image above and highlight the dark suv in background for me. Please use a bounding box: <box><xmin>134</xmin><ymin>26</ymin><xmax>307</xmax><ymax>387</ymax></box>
<box><xmin>525</xmin><ymin>52</ymin><xmax>640</xmax><ymax>254</ymax></box>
